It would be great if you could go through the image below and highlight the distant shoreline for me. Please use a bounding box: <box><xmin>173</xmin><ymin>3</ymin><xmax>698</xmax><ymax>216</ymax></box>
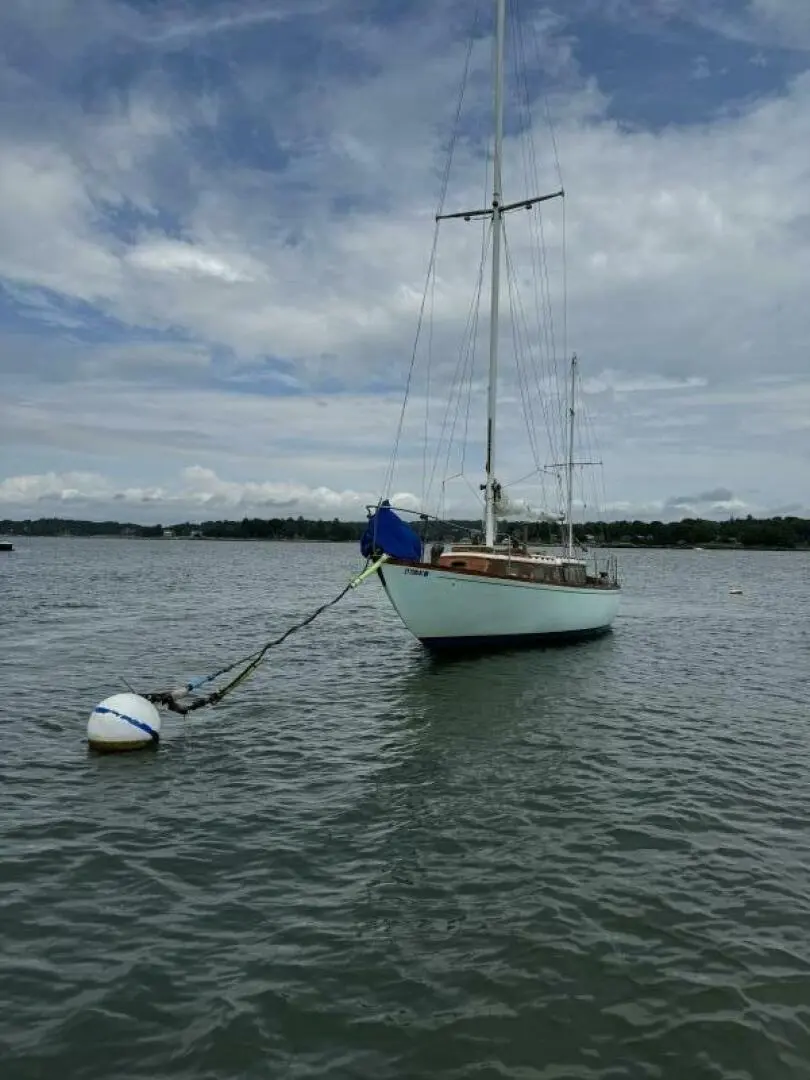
<box><xmin>3</xmin><ymin>514</ymin><xmax>809</xmax><ymax>550</ymax></box>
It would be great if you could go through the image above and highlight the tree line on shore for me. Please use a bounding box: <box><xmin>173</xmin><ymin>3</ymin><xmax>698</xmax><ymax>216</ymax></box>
<box><xmin>2</xmin><ymin>514</ymin><xmax>810</xmax><ymax>548</ymax></box>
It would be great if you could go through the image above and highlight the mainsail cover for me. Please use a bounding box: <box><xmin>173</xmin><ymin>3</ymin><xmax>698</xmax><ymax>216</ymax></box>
<box><xmin>360</xmin><ymin>502</ymin><xmax>423</xmax><ymax>561</ymax></box>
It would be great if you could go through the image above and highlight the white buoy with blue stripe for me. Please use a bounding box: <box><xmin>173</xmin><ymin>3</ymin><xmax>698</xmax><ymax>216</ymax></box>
<box><xmin>87</xmin><ymin>693</ymin><xmax>161</xmax><ymax>753</ymax></box>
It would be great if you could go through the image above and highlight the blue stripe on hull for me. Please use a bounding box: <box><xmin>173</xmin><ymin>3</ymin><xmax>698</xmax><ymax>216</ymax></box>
<box><xmin>419</xmin><ymin>626</ymin><xmax>613</xmax><ymax>653</ymax></box>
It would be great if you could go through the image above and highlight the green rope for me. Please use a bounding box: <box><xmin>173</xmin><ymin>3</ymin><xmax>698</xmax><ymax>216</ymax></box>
<box><xmin>143</xmin><ymin>556</ymin><xmax>388</xmax><ymax>716</ymax></box>
<box><xmin>145</xmin><ymin>581</ymin><xmax>354</xmax><ymax>715</ymax></box>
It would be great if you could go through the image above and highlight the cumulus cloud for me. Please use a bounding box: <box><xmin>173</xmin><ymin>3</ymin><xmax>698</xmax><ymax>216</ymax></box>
<box><xmin>0</xmin><ymin>465</ymin><xmax>764</xmax><ymax>526</ymax></box>
<box><xmin>0</xmin><ymin>471</ymin><xmax>112</xmax><ymax>504</ymax></box>
<box><xmin>0</xmin><ymin>466</ymin><xmax>393</xmax><ymax>521</ymax></box>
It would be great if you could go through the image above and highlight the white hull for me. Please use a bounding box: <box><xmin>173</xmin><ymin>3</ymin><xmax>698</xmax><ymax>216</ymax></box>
<box><xmin>378</xmin><ymin>562</ymin><xmax>619</xmax><ymax>650</ymax></box>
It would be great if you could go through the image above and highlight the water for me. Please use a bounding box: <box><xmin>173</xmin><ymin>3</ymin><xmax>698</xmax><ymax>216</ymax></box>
<box><xmin>2</xmin><ymin>539</ymin><xmax>810</xmax><ymax>1079</ymax></box>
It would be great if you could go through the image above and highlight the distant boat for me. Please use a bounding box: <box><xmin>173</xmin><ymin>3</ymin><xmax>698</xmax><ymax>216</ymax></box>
<box><xmin>729</xmin><ymin>585</ymin><xmax>743</xmax><ymax>595</ymax></box>
<box><xmin>0</xmin><ymin>540</ymin><xmax>13</xmax><ymax>552</ymax></box>
<box><xmin>359</xmin><ymin>0</ymin><xmax>620</xmax><ymax>652</ymax></box>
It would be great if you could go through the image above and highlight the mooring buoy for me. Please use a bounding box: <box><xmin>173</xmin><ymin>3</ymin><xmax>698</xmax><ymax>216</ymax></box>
<box><xmin>87</xmin><ymin>692</ymin><xmax>161</xmax><ymax>753</ymax></box>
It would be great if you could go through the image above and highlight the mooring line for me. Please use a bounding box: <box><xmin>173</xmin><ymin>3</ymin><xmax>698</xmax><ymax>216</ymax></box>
<box><xmin>141</xmin><ymin>555</ymin><xmax>389</xmax><ymax>716</ymax></box>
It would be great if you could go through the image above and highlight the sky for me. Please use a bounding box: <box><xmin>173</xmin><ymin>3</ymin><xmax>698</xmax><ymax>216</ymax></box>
<box><xmin>1</xmin><ymin>0</ymin><xmax>809</xmax><ymax>525</ymax></box>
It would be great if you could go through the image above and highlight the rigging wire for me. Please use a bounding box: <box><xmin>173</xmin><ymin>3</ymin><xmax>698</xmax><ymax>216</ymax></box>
<box><xmin>505</xmin><ymin>467</ymin><xmax>544</xmax><ymax>488</ymax></box>
<box><xmin>510</xmin><ymin>4</ymin><xmax>567</xmax><ymax>484</ymax></box>
<box><xmin>382</xmin><ymin>2</ymin><xmax>481</xmax><ymax>500</ymax></box>
<box><xmin>440</xmin><ymin>88</ymin><xmax>496</xmax><ymax>515</ymax></box>
<box><xmin>427</xmin><ymin>62</ymin><xmax>494</xmax><ymax>522</ymax></box>
<box><xmin>424</xmin><ymin>224</ymin><xmax>491</xmax><ymax>513</ymax></box>
<box><xmin>502</xmin><ymin>224</ymin><xmax>543</xmax><ymax>474</ymax></box>
<box><xmin>388</xmin><ymin>0</ymin><xmax>589</xmax><ymax>537</ymax></box>
<box><xmin>512</xmin><ymin>0</ymin><xmax>612</xmax><ymax>537</ymax></box>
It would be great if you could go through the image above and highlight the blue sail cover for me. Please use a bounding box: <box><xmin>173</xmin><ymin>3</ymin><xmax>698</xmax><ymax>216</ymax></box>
<box><xmin>360</xmin><ymin>502</ymin><xmax>423</xmax><ymax>561</ymax></box>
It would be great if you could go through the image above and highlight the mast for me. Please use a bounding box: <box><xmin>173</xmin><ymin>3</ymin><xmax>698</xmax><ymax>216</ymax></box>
<box><xmin>565</xmin><ymin>354</ymin><xmax>577</xmax><ymax>557</ymax></box>
<box><xmin>484</xmin><ymin>0</ymin><xmax>506</xmax><ymax>549</ymax></box>
<box><xmin>545</xmin><ymin>355</ymin><xmax>599</xmax><ymax>556</ymax></box>
<box><xmin>435</xmin><ymin>0</ymin><xmax>564</xmax><ymax>545</ymax></box>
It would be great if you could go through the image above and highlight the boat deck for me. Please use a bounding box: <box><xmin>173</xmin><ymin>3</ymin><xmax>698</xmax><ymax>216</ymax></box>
<box><xmin>421</xmin><ymin>543</ymin><xmax>619</xmax><ymax>590</ymax></box>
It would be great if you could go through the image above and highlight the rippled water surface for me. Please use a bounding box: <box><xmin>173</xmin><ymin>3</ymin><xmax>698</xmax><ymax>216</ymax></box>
<box><xmin>2</xmin><ymin>538</ymin><xmax>810</xmax><ymax>1079</ymax></box>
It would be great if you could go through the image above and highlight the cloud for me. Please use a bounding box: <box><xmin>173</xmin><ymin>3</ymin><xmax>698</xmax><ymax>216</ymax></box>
<box><xmin>665</xmin><ymin>487</ymin><xmax>735</xmax><ymax>506</ymax></box>
<box><xmin>695</xmin><ymin>0</ymin><xmax>810</xmax><ymax>52</ymax></box>
<box><xmin>583</xmin><ymin>373</ymin><xmax>708</xmax><ymax>395</ymax></box>
<box><xmin>0</xmin><ymin>465</ymin><xmax>771</xmax><ymax>527</ymax></box>
<box><xmin>591</xmin><ymin>0</ymin><xmax>810</xmax><ymax>53</ymax></box>
<box><xmin>0</xmin><ymin>0</ymin><xmax>809</xmax><ymax>523</ymax></box>
<box><xmin>126</xmin><ymin>238</ymin><xmax>263</xmax><ymax>283</ymax></box>
<box><xmin>0</xmin><ymin>146</ymin><xmax>120</xmax><ymax>304</ymax></box>
<box><xmin>5</xmin><ymin>30</ymin><xmax>809</xmax><ymax>378</ymax></box>
<box><xmin>142</xmin><ymin>1</ymin><xmax>335</xmax><ymax>46</ymax></box>
<box><xmin>0</xmin><ymin>471</ymin><xmax>112</xmax><ymax>504</ymax></box>
<box><xmin>0</xmin><ymin>465</ymin><xmax>412</xmax><ymax>523</ymax></box>
<box><xmin>658</xmin><ymin>486</ymin><xmax>755</xmax><ymax>521</ymax></box>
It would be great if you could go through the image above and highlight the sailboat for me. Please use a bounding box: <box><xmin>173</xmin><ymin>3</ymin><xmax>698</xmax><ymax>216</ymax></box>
<box><xmin>360</xmin><ymin>0</ymin><xmax>620</xmax><ymax>651</ymax></box>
